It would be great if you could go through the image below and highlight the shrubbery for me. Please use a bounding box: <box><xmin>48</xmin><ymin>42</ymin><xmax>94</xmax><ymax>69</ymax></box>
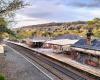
<box><xmin>0</xmin><ymin>74</ymin><xmax>5</xmax><ymax>80</ymax></box>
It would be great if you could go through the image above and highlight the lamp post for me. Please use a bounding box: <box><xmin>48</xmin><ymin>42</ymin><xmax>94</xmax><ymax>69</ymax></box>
<box><xmin>86</xmin><ymin>28</ymin><xmax>94</xmax><ymax>63</ymax></box>
<box><xmin>86</xmin><ymin>28</ymin><xmax>93</xmax><ymax>46</ymax></box>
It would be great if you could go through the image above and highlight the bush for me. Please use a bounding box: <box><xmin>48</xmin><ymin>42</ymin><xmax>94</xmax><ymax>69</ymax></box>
<box><xmin>0</xmin><ymin>74</ymin><xmax>5</xmax><ymax>80</ymax></box>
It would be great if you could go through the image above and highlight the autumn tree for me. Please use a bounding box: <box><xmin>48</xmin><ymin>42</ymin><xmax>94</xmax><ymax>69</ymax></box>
<box><xmin>0</xmin><ymin>0</ymin><xmax>25</xmax><ymax>41</ymax></box>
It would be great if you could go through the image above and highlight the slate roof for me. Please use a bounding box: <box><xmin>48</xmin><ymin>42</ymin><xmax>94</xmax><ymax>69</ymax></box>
<box><xmin>54</xmin><ymin>34</ymin><xmax>82</xmax><ymax>40</ymax></box>
<box><xmin>72</xmin><ymin>39</ymin><xmax>100</xmax><ymax>51</ymax></box>
<box><xmin>32</xmin><ymin>37</ymin><xmax>51</xmax><ymax>42</ymax></box>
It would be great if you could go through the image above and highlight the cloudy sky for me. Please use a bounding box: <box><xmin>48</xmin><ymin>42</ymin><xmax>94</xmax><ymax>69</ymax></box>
<box><xmin>15</xmin><ymin>0</ymin><xmax>100</xmax><ymax>28</ymax></box>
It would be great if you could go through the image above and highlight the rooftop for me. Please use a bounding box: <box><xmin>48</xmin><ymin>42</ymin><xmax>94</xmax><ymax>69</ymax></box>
<box><xmin>54</xmin><ymin>34</ymin><xmax>82</xmax><ymax>40</ymax></box>
<box><xmin>28</xmin><ymin>37</ymin><xmax>51</xmax><ymax>42</ymax></box>
<box><xmin>45</xmin><ymin>39</ymin><xmax>78</xmax><ymax>46</ymax></box>
<box><xmin>72</xmin><ymin>39</ymin><xmax>100</xmax><ymax>51</ymax></box>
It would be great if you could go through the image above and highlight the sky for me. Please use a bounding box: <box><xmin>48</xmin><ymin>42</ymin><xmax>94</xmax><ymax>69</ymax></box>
<box><xmin>14</xmin><ymin>0</ymin><xmax>100</xmax><ymax>28</ymax></box>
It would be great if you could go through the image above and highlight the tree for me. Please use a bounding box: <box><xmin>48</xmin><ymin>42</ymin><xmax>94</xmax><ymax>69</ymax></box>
<box><xmin>0</xmin><ymin>17</ymin><xmax>15</xmax><ymax>41</ymax></box>
<box><xmin>93</xmin><ymin>18</ymin><xmax>100</xmax><ymax>22</ymax></box>
<box><xmin>94</xmin><ymin>29</ymin><xmax>100</xmax><ymax>38</ymax></box>
<box><xmin>0</xmin><ymin>0</ymin><xmax>25</xmax><ymax>16</ymax></box>
<box><xmin>0</xmin><ymin>74</ymin><xmax>5</xmax><ymax>80</ymax></box>
<box><xmin>93</xmin><ymin>18</ymin><xmax>100</xmax><ymax>29</ymax></box>
<box><xmin>0</xmin><ymin>0</ymin><xmax>25</xmax><ymax>41</ymax></box>
<box><xmin>41</xmin><ymin>31</ymin><xmax>52</xmax><ymax>37</ymax></box>
<box><xmin>87</xmin><ymin>21</ymin><xmax>95</xmax><ymax>29</ymax></box>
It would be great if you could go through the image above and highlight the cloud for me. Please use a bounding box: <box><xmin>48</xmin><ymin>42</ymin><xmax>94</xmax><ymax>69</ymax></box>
<box><xmin>13</xmin><ymin>0</ymin><xmax>100</xmax><ymax>28</ymax></box>
<box><xmin>13</xmin><ymin>14</ymin><xmax>52</xmax><ymax>28</ymax></box>
<box><xmin>17</xmin><ymin>0</ymin><xmax>77</xmax><ymax>21</ymax></box>
<box><xmin>69</xmin><ymin>0</ymin><xmax>100</xmax><ymax>8</ymax></box>
<box><xmin>18</xmin><ymin>0</ymin><xmax>65</xmax><ymax>18</ymax></box>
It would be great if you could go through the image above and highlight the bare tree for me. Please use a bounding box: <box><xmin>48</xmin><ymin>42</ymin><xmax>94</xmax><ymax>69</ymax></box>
<box><xmin>0</xmin><ymin>0</ymin><xmax>25</xmax><ymax>16</ymax></box>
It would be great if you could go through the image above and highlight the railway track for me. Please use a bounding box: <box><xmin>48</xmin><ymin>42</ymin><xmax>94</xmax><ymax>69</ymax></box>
<box><xmin>6</xmin><ymin>42</ymin><xmax>93</xmax><ymax>80</ymax></box>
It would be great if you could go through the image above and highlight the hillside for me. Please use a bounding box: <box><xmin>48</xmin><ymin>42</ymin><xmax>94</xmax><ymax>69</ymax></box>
<box><xmin>15</xmin><ymin>21</ymin><xmax>87</xmax><ymax>31</ymax></box>
<box><xmin>13</xmin><ymin>18</ymin><xmax>100</xmax><ymax>39</ymax></box>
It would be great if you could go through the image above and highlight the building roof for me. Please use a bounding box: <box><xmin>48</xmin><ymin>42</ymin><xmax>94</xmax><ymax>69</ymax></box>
<box><xmin>54</xmin><ymin>34</ymin><xmax>82</xmax><ymax>40</ymax></box>
<box><xmin>72</xmin><ymin>39</ymin><xmax>100</xmax><ymax>51</ymax></box>
<box><xmin>45</xmin><ymin>39</ymin><xmax>78</xmax><ymax>46</ymax></box>
<box><xmin>32</xmin><ymin>37</ymin><xmax>51</xmax><ymax>42</ymax></box>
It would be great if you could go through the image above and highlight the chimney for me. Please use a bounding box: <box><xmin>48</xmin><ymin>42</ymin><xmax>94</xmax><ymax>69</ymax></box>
<box><xmin>86</xmin><ymin>28</ymin><xmax>93</xmax><ymax>45</ymax></box>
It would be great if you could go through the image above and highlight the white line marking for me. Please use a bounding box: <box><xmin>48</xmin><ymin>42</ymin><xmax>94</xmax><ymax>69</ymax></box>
<box><xmin>7</xmin><ymin>45</ymin><xmax>53</xmax><ymax>80</ymax></box>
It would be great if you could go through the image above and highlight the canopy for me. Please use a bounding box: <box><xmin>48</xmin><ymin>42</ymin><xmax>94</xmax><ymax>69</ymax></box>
<box><xmin>32</xmin><ymin>37</ymin><xmax>50</xmax><ymax>42</ymax></box>
<box><xmin>72</xmin><ymin>47</ymin><xmax>100</xmax><ymax>56</ymax></box>
<box><xmin>45</xmin><ymin>39</ymin><xmax>78</xmax><ymax>46</ymax></box>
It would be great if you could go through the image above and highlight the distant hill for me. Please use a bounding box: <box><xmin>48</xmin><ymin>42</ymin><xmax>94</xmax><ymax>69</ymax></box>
<box><xmin>14</xmin><ymin>21</ymin><xmax>87</xmax><ymax>31</ymax></box>
<box><xmin>11</xmin><ymin>18</ymin><xmax>100</xmax><ymax>39</ymax></box>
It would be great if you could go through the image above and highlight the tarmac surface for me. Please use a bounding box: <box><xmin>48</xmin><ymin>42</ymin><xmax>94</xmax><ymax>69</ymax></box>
<box><xmin>4</xmin><ymin>46</ymin><xmax>51</xmax><ymax>80</ymax></box>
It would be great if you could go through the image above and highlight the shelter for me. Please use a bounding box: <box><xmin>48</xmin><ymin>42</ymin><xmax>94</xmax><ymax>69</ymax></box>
<box><xmin>26</xmin><ymin>37</ymin><xmax>50</xmax><ymax>48</ymax></box>
<box><xmin>44</xmin><ymin>39</ymin><xmax>78</xmax><ymax>53</ymax></box>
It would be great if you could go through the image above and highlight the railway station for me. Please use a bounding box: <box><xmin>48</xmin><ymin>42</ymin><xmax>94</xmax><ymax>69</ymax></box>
<box><xmin>5</xmin><ymin>28</ymin><xmax>100</xmax><ymax>79</ymax></box>
<box><xmin>0</xmin><ymin>27</ymin><xmax>98</xmax><ymax>80</ymax></box>
<box><xmin>1</xmin><ymin>0</ymin><xmax>100</xmax><ymax>80</ymax></box>
<box><xmin>6</xmin><ymin>35</ymin><xmax>100</xmax><ymax>80</ymax></box>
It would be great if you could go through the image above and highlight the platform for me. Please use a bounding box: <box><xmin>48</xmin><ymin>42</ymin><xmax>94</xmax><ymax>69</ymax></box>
<box><xmin>7</xmin><ymin>41</ymin><xmax>100</xmax><ymax>77</ymax></box>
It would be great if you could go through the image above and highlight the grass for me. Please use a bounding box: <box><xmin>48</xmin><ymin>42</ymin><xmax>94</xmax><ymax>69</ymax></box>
<box><xmin>0</xmin><ymin>74</ymin><xmax>5</xmax><ymax>80</ymax></box>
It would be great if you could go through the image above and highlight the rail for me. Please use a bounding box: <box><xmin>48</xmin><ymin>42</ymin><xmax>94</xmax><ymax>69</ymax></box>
<box><xmin>5</xmin><ymin>41</ymin><xmax>90</xmax><ymax>80</ymax></box>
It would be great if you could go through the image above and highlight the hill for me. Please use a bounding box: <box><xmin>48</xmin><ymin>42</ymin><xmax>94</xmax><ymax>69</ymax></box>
<box><xmin>12</xmin><ymin>18</ymin><xmax>100</xmax><ymax>39</ymax></box>
<box><xmin>15</xmin><ymin>21</ymin><xmax>87</xmax><ymax>31</ymax></box>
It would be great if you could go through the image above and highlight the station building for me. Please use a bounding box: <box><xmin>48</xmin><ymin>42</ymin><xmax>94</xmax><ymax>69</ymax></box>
<box><xmin>71</xmin><ymin>39</ymin><xmax>100</xmax><ymax>68</ymax></box>
<box><xmin>43</xmin><ymin>34</ymin><xmax>81</xmax><ymax>53</ymax></box>
<box><xmin>25</xmin><ymin>37</ymin><xmax>50</xmax><ymax>48</ymax></box>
